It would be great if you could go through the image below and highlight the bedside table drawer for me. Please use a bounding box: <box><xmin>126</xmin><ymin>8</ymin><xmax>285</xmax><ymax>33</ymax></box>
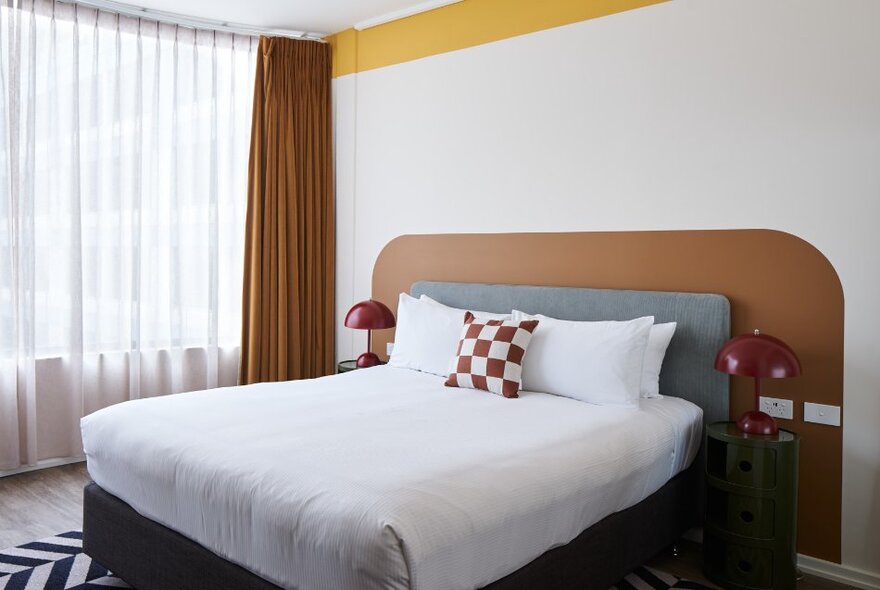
<box><xmin>707</xmin><ymin>487</ymin><xmax>776</xmax><ymax>539</ymax></box>
<box><xmin>707</xmin><ymin>437</ymin><xmax>777</xmax><ymax>489</ymax></box>
<box><xmin>705</xmin><ymin>528</ymin><xmax>775</xmax><ymax>590</ymax></box>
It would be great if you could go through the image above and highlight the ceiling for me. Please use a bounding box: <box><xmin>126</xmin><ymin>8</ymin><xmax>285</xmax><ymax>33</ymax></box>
<box><xmin>115</xmin><ymin>0</ymin><xmax>434</xmax><ymax>35</ymax></box>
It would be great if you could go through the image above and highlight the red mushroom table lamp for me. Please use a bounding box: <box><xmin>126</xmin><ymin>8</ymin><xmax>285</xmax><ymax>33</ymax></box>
<box><xmin>715</xmin><ymin>329</ymin><xmax>802</xmax><ymax>435</ymax></box>
<box><xmin>345</xmin><ymin>299</ymin><xmax>396</xmax><ymax>368</ymax></box>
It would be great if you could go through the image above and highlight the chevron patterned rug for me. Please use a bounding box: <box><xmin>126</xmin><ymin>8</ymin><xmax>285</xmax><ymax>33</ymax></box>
<box><xmin>0</xmin><ymin>532</ymin><xmax>129</xmax><ymax>589</ymax></box>
<box><xmin>0</xmin><ymin>531</ymin><xmax>713</xmax><ymax>590</ymax></box>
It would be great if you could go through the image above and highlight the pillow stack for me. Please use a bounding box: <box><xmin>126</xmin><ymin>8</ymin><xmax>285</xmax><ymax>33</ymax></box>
<box><xmin>388</xmin><ymin>292</ymin><xmax>677</xmax><ymax>407</ymax></box>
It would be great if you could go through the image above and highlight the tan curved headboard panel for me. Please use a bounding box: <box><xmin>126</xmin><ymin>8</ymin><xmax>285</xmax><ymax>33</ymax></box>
<box><xmin>371</xmin><ymin>229</ymin><xmax>843</xmax><ymax>562</ymax></box>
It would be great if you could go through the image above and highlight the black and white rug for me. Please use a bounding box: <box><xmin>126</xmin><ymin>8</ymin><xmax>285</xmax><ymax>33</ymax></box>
<box><xmin>1</xmin><ymin>532</ymin><xmax>711</xmax><ymax>590</ymax></box>
<box><xmin>610</xmin><ymin>567</ymin><xmax>714</xmax><ymax>590</ymax></box>
<box><xmin>0</xmin><ymin>532</ymin><xmax>130</xmax><ymax>589</ymax></box>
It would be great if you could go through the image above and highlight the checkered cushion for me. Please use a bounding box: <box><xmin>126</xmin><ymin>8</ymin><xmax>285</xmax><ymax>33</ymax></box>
<box><xmin>445</xmin><ymin>312</ymin><xmax>539</xmax><ymax>398</ymax></box>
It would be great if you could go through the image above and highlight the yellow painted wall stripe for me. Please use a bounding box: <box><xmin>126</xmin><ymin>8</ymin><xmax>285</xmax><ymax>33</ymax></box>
<box><xmin>327</xmin><ymin>28</ymin><xmax>358</xmax><ymax>79</ymax></box>
<box><xmin>326</xmin><ymin>0</ymin><xmax>670</xmax><ymax>78</ymax></box>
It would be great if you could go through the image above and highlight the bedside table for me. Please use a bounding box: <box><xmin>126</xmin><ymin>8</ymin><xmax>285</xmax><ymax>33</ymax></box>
<box><xmin>337</xmin><ymin>360</ymin><xmax>358</xmax><ymax>373</ymax></box>
<box><xmin>703</xmin><ymin>422</ymin><xmax>799</xmax><ymax>590</ymax></box>
<box><xmin>337</xmin><ymin>359</ymin><xmax>386</xmax><ymax>373</ymax></box>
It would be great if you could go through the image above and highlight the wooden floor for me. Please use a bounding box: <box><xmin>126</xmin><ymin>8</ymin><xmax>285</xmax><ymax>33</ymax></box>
<box><xmin>0</xmin><ymin>463</ymin><xmax>855</xmax><ymax>589</ymax></box>
<box><xmin>0</xmin><ymin>462</ymin><xmax>91</xmax><ymax>549</ymax></box>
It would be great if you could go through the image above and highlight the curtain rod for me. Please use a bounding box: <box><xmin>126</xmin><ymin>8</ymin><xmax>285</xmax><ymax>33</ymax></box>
<box><xmin>59</xmin><ymin>0</ymin><xmax>327</xmax><ymax>40</ymax></box>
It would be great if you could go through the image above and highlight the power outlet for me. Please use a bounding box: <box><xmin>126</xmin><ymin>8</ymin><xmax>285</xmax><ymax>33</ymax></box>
<box><xmin>759</xmin><ymin>396</ymin><xmax>794</xmax><ymax>420</ymax></box>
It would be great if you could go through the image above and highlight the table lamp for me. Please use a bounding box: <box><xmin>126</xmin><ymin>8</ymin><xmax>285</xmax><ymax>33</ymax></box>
<box><xmin>345</xmin><ymin>299</ymin><xmax>396</xmax><ymax>368</ymax></box>
<box><xmin>714</xmin><ymin>329</ymin><xmax>802</xmax><ymax>435</ymax></box>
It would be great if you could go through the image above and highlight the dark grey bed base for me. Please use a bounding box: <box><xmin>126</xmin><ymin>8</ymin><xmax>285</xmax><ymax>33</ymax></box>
<box><xmin>84</xmin><ymin>465</ymin><xmax>698</xmax><ymax>590</ymax></box>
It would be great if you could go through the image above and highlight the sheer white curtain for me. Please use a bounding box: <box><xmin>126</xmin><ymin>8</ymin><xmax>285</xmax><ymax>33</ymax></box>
<box><xmin>0</xmin><ymin>0</ymin><xmax>257</xmax><ymax>470</ymax></box>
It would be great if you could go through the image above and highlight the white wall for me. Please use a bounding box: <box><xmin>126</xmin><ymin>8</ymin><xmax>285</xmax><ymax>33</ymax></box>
<box><xmin>334</xmin><ymin>0</ymin><xmax>880</xmax><ymax>574</ymax></box>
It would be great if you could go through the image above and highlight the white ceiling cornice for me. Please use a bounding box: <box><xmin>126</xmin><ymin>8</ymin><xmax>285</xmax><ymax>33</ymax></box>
<box><xmin>67</xmin><ymin>0</ymin><xmax>453</xmax><ymax>38</ymax></box>
<box><xmin>353</xmin><ymin>0</ymin><xmax>464</xmax><ymax>31</ymax></box>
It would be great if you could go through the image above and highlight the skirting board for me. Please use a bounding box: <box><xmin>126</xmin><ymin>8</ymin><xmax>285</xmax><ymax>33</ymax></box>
<box><xmin>0</xmin><ymin>456</ymin><xmax>85</xmax><ymax>478</ymax></box>
<box><xmin>798</xmin><ymin>555</ymin><xmax>880</xmax><ymax>590</ymax></box>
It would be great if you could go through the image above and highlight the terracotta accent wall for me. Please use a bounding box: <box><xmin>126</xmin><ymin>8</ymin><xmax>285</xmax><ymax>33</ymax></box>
<box><xmin>371</xmin><ymin>229</ymin><xmax>843</xmax><ymax>563</ymax></box>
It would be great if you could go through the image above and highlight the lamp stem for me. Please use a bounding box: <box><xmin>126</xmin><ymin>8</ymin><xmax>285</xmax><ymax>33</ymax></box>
<box><xmin>754</xmin><ymin>376</ymin><xmax>762</xmax><ymax>412</ymax></box>
<box><xmin>367</xmin><ymin>328</ymin><xmax>372</xmax><ymax>356</ymax></box>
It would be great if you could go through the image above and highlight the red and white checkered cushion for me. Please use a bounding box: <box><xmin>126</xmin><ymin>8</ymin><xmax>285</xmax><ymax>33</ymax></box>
<box><xmin>444</xmin><ymin>312</ymin><xmax>539</xmax><ymax>398</ymax></box>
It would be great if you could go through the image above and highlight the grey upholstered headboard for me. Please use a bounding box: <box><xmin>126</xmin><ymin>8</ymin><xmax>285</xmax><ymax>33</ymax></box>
<box><xmin>411</xmin><ymin>281</ymin><xmax>730</xmax><ymax>425</ymax></box>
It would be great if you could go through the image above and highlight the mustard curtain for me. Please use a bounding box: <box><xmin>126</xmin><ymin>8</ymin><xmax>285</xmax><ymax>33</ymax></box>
<box><xmin>240</xmin><ymin>37</ymin><xmax>335</xmax><ymax>384</ymax></box>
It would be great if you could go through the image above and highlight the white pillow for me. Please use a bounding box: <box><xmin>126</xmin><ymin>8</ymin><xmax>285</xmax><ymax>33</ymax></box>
<box><xmin>419</xmin><ymin>294</ymin><xmax>511</xmax><ymax>322</ymax></box>
<box><xmin>641</xmin><ymin>322</ymin><xmax>677</xmax><ymax>399</ymax></box>
<box><xmin>389</xmin><ymin>293</ymin><xmax>509</xmax><ymax>377</ymax></box>
<box><xmin>512</xmin><ymin>310</ymin><xmax>654</xmax><ymax>409</ymax></box>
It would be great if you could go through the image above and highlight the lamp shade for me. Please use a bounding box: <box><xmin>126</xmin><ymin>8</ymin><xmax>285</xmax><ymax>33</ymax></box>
<box><xmin>714</xmin><ymin>330</ymin><xmax>802</xmax><ymax>379</ymax></box>
<box><xmin>344</xmin><ymin>299</ymin><xmax>395</xmax><ymax>330</ymax></box>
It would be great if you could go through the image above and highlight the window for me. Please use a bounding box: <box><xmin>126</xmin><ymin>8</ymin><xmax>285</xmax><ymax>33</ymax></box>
<box><xmin>0</xmin><ymin>0</ymin><xmax>257</xmax><ymax>469</ymax></box>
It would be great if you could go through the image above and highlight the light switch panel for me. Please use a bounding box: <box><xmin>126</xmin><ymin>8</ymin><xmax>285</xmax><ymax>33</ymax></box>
<box><xmin>804</xmin><ymin>402</ymin><xmax>841</xmax><ymax>426</ymax></box>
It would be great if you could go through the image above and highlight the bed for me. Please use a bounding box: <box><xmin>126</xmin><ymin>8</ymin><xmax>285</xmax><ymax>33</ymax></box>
<box><xmin>81</xmin><ymin>281</ymin><xmax>730</xmax><ymax>590</ymax></box>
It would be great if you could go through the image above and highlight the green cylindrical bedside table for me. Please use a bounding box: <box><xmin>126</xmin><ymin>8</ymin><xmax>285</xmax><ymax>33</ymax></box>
<box><xmin>337</xmin><ymin>360</ymin><xmax>358</xmax><ymax>373</ymax></box>
<box><xmin>704</xmin><ymin>422</ymin><xmax>799</xmax><ymax>590</ymax></box>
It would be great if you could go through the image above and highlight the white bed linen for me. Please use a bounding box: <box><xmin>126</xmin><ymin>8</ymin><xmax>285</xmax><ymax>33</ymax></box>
<box><xmin>81</xmin><ymin>366</ymin><xmax>702</xmax><ymax>590</ymax></box>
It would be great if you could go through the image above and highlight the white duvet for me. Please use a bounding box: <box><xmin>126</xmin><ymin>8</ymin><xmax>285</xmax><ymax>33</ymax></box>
<box><xmin>81</xmin><ymin>366</ymin><xmax>702</xmax><ymax>590</ymax></box>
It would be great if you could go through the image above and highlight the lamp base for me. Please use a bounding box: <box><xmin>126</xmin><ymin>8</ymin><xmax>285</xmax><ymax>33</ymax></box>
<box><xmin>356</xmin><ymin>351</ymin><xmax>381</xmax><ymax>368</ymax></box>
<box><xmin>736</xmin><ymin>410</ymin><xmax>779</xmax><ymax>435</ymax></box>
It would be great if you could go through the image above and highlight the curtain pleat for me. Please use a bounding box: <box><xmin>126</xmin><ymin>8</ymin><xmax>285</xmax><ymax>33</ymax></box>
<box><xmin>239</xmin><ymin>37</ymin><xmax>334</xmax><ymax>384</ymax></box>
